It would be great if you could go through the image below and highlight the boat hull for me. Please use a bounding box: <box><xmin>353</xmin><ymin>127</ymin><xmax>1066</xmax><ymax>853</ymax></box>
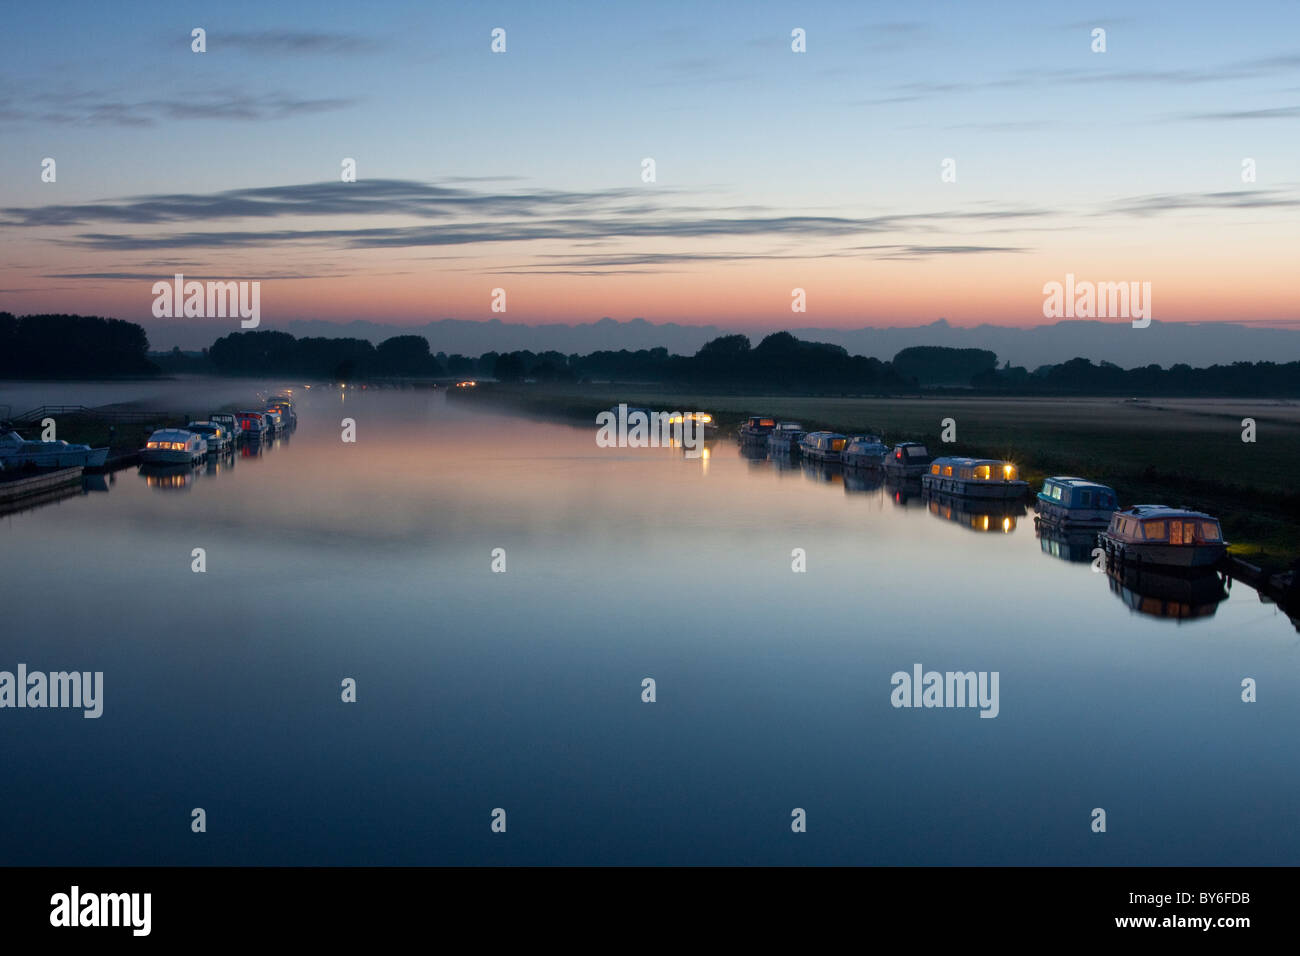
<box><xmin>922</xmin><ymin>475</ymin><xmax>1029</xmax><ymax>499</ymax></box>
<box><xmin>1099</xmin><ymin>534</ymin><xmax>1227</xmax><ymax>569</ymax></box>
<box><xmin>140</xmin><ymin>448</ymin><xmax>201</xmax><ymax>464</ymax></box>
<box><xmin>1035</xmin><ymin>497</ymin><xmax>1112</xmax><ymax>527</ymax></box>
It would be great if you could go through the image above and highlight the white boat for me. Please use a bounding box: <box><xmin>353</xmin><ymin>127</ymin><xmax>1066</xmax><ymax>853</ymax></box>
<box><xmin>141</xmin><ymin>429</ymin><xmax>207</xmax><ymax>464</ymax></box>
<box><xmin>882</xmin><ymin>442</ymin><xmax>932</xmax><ymax>477</ymax></box>
<box><xmin>210</xmin><ymin>413</ymin><xmax>243</xmax><ymax>444</ymax></box>
<box><xmin>0</xmin><ymin>430</ymin><xmax>108</xmax><ymax>469</ymax></box>
<box><xmin>799</xmin><ymin>431</ymin><xmax>846</xmax><ymax>463</ymax></box>
<box><xmin>921</xmin><ymin>456</ymin><xmax>1028</xmax><ymax>499</ymax></box>
<box><xmin>185</xmin><ymin>421</ymin><xmax>231</xmax><ymax>452</ymax></box>
<box><xmin>766</xmin><ymin>422</ymin><xmax>805</xmax><ymax>454</ymax></box>
<box><xmin>842</xmin><ymin>434</ymin><xmax>887</xmax><ymax>468</ymax></box>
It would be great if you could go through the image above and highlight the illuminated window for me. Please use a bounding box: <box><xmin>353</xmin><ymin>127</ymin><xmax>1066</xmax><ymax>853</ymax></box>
<box><xmin>942</xmin><ymin>465</ymin><xmax>953</xmax><ymax>477</ymax></box>
<box><xmin>930</xmin><ymin>464</ymin><xmax>940</xmax><ymax>475</ymax></box>
<box><xmin>972</xmin><ymin>464</ymin><xmax>990</xmax><ymax>479</ymax></box>
<box><xmin>1050</xmin><ymin>484</ymin><xmax>1063</xmax><ymax>500</ymax></box>
<box><xmin>1170</xmin><ymin>520</ymin><xmax>1184</xmax><ymax>545</ymax></box>
<box><xmin>1143</xmin><ymin>521</ymin><xmax>1166</xmax><ymax>540</ymax></box>
<box><xmin>1201</xmin><ymin>522</ymin><xmax>1221</xmax><ymax>541</ymax></box>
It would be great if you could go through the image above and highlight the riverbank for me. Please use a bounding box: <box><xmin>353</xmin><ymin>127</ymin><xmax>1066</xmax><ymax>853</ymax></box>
<box><xmin>451</xmin><ymin>383</ymin><xmax>1300</xmax><ymax>569</ymax></box>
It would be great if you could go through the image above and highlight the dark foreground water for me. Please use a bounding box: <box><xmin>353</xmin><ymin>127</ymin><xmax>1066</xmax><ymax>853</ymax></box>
<box><xmin>1</xmin><ymin>380</ymin><xmax>1296</xmax><ymax>865</ymax></box>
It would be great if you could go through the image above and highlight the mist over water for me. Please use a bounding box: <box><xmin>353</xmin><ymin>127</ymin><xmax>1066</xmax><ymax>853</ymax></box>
<box><xmin>1</xmin><ymin>381</ymin><xmax>1295</xmax><ymax>865</ymax></box>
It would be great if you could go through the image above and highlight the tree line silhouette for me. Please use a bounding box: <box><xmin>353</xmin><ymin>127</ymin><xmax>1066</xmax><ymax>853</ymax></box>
<box><xmin>5</xmin><ymin>313</ymin><xmax>1300</xmax><ymax>396</ymax></box>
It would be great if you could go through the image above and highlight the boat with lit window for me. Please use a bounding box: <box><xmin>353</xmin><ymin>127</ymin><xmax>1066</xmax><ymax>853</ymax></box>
<box><xmin>799</xmin><ymin>431</ymin><xmax>846</xmax><ymax>463</ymax></box>
<box><xmin>841</xmin><ymin>434</ymin><xmax>887</xmax><ymax>468</ymax></box>
<box><xmin>739</xmin><ymin>416</ymin><xmax>777</xmax><ymax>442</ymax></box>
<box><xmin>1036</xmin><ymin>477</ymin><xmax>1117</xmax><ymax>528</ymax></box>
<box><xmin>0</xmin><ymin>431</ymin><xmax>109</xmax><ymax>469</ymax></box>
<box><xmin>767</xmin><ymin>422</ymin><xmax>805</xmax><ymax>454</ymax></box>
<box><xmin>921</xmin><ymin>456</ymin><xmax>1028</xmax><ymax>499</ymax></box>
<box><xmin>1098</xmin><ymin>505</ymin><xmax>1227</xmax><ymax>569</ymax></box>
<box><xmin>140</xmin><ymin>429</ymin><xmax>207</xmax><ymax>465</ymax></box>
<box><xmin>882</xmin><ymin>441</ymin><xmax>932</xmax><ymax>478</ymax></box>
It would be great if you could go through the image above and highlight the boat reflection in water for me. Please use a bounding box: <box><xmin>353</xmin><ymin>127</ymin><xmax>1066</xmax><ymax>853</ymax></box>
<box><xmin>738</xmin><ymin>441</ymin><xmax>769</xmax><ymax>464</ymax></box>
<box><xmin>925</xmin><ymin>491</ymin><xmax>1025</xmax><ymax>533</ymax></box>
<box><xmin>1035</xmin><ymin>521</ymin><xmax>1100</xmax><ymax>563</ymax></box>
<box><xmin>139</xmin><ymin>462</ymin><xmax>202</xmax><ymax>491</ymax></box>
<box><xmin>800</xmin><ymin>458</ymin><xmax>843</xmax><ymax>486</ymax></box>
<box><xmin>885</xmin><ymin>475</ymin><xmax>926</xmax><ymax>510</ymax></box>
<box><xmin>1107</xmin><ymin>562</ymin><xmax>1230</xmax><ymax>622</ymax></box>
<box><xmin>842</xmin><ymin>467</ymin><xmax>885</xmax><ymax>495</ymax></box>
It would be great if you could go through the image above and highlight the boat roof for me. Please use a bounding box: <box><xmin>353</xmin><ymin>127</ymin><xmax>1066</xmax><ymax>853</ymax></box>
<box><xmin>931</xmin><ymin>456</ymin><xmax>1011</xmax><ymax>467</ymax></box>
<box><xmin>805</xmin><ymin>430</ymin><xmax>845</xmax><ymax>438</ymax></box>
<box><xmin>1117</xmin><ymin>504</ymin><xmax>1218</xmax><ymax>521</ymax></box>
<box><xmin>149</xmin><ymin>428</ymin><xmax>197</xmax><ymax>440</ymax></box>
<box><xmin>1043</xmin><ymin>476</ymin><xmax>1114</xmax><ymax>491</ymax></box>
<box><xmin>776</xmin><ymin>421</ymin><xmax>803</xmax><ymax>428</ymax></box>
<box><xmin>893</xmin><ymin>441</ymin><xmax>927</xmax><ymax>449</ymax></box>
<box><xmin>847</xmin><ymin>434</ymin><xmax>884</xmax><ymax>442</ymax></box>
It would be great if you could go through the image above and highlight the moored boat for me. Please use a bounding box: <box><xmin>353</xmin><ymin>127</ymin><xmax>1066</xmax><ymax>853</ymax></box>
<box><xmin>0</xmin><ymin>431</ymin><xmax>108</xmax><ymax>469</ymax></box>
<box><xmin>1098</xmin><ymin>505</ymin><xmax>1228</xmax><ymax>569</ymax></box>
<box><xmin>799</xmin><ymin>431</ymin><xmax>846</xmax><ymax>463</ymax></box>
<box><xmin>882</xmin><ymin>441</ymin><xmax>932</xmax><ymax>477</ymax></box>
<box><xmin>766</xmin><ymin>422</ymin><xmax>805</xmax><ymax>454</ymax></box>
<box><xmin>185</xmin><ymin>421</ymin><xmax>232</xmax><ymax>453</ymax></box>
<box><xmin>141</xmin><ymin>429</ymin><xmax>207</xmax><ymax>464</ymax></box>
<box><xmin>841</xmin><ymin>434</ymin><xmax>887</xmax><ymax>468</ymax></box>
<box><xmin>738</xmin><ymin>416</ymin><xmax>776</xmax><ymax>442</ymax></box>
<box><xmin>1036</xmin><ymin>477</ymin><xmax>1117</xmax><ymax>528</ymax></box>
<box><xmin>921</xmin><ymin>456</ymin><xmax>1028</xmax><ymax>499</ymax></box>
<box><xmin>237</xmin><ymin>411</ymin><xmax>269</xmax><ymax>440</ymax></box>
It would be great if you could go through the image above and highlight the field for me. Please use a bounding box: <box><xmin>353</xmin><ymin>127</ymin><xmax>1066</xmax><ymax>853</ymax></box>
<box><xmin>454</xmin><ymin>385</ymin><xmax>1300</xmax><ymax>567</ymax></box>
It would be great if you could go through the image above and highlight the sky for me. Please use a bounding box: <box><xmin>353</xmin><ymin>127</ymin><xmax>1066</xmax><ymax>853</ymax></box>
<box><xmin>1</xmin><ymin>0</ymin><xmax>1298</xmax><ymax>338</ymax></box>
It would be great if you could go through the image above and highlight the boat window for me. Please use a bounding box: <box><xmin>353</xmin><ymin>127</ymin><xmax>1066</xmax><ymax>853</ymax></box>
<box><xmin>831</xmin><ymin>438</ymin><xmax>845</xmax><ymax>451</ymax></box>
<box><xmin>973</xmin><ymin>464</ymin><xmax>990</xmax><ymax>480</ymax></box>
<box><xmin>1051</xmin><ymin>484</ymin><xmax>1064</xmax><ymax>501</ymax></box>
<box><xmin>1200</xmin><ymin>522</ymin><xmax>1221</xmax><ymax>541</ymax></box>
<box><xmin>959</xmin><ymin>468</ymin><xmax>971</xmax><ymax>479</ymax></box>
<box><xmin>942</xmin><ymin>465</ymin><xmax>953</xmax><ymax>477</ymax></box>
<box><xmin>1169</xmin><ymin>520</ymin><xmax>1184</xmax><ymax>545</ymax></box>
<box><xmin>908</xmin><ymin>446</ymin><xmax>928</xmax><ymax>458</ymax></box>
<box><xmin>930</xmin><ymin>464</ymin><xmax>940</xmax><ymax>474</ymax></box>
<box><xmin>1143</xmin><ymin>521</ymin><xmax>1166</xmax><ymax>541</ymax></box>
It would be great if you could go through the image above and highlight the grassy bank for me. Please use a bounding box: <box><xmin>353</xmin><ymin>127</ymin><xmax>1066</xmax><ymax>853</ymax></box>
<box><xmin>453</xmin><ymin>384</ymin><xmax>1300</xmax><ymax>569</ymax></box>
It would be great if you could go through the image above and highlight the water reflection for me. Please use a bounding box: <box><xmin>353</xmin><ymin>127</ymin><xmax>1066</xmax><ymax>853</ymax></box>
<box><xmin>139</xmin><ymin>461</ymin><xmax>202</xmax><ymax>491</ymax></box>
<box><xmin>800</xmin><ymin>458</ymin><xmax>843</xmax><ymax>485</ymax></box>
<box><xmin>1035</xmin><ymin>521</ymin><xmax>1100</xmax><ymax>563</ymax></box>
<box><xmin>885</xmin><ymin>475</ymin><xmax>926</xmax><ymax>509</ymax></box>
<box><xmin>1107</xmin><ymin>563</ymin><xmax>1230</xmax><ymax>622</ymax></box>
<box><xmin>842</xmin><ymin>467</ymin><xmax>885</xmax><ymax>495</ymax></box>
<box><xmin>925</xmin><ymin>490</ymin><xmax>1025</xmax><ymax>533</ymax></box>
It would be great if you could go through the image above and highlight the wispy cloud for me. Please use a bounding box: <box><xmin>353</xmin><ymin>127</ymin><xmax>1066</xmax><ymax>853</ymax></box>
<box><xmin>0</xmin><ymin>88</ymin><xmax>358</xmax><ymax>126</ymax></box>
<box><xmin>217</xmin><ymin>30</ymin><xmax>383</xmax><ymax>55</ymax></box>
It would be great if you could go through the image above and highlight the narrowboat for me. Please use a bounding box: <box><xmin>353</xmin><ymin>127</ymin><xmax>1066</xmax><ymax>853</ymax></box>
<box><xmin>766</xmin><ymin>422</ymin><xmax>805</xmax><ymax>454</ymax></box>
<box><xmin>1098</xmin><ymin>505</ymin><xmax>1227</xmax><ymax>569</ymax></box>
<box><xmin>739</xmin><ymin>416</ymin><xmax>777</xmax><ymax>442</ymax></box>
<box><xmin>799</xmin><ymin>431</ymin><xmax>847</xmax><ymax>463</ymax></box>
<box><xmin>841</xmin><ymin>434</ymin><xmax>887</xmax><ymax>468</ymax></box>
<box><xmin>0</xmin><ymin>431</ymin><xmax>109</xmax><ymax>469</ymax></box>
<box><xmin>1036</xmin><ymin>477</ymin><xmax>1118</xmax><ymax>528</ymax></box>
<box><xmin>921</xmin><ymin>457</ymin><xmax>1029</xmax><ymax>499</ymax></box>
<box><xmin>882</xmin><ymin>441</ymin><xmax>932</xmax><ymax>478</ymax></box>
<box><xmin>141</xmin><ymin>429</ymin><xmax>208</xmax><ymax>464</ymax></box>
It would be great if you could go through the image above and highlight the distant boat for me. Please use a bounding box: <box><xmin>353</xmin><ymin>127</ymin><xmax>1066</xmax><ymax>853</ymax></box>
<box><xmin>1036</xmin><ymin>477</ymin><xmax>1118</xmax><ymax>528</ymax></box>
<box><xmin>766</xmin><ymin>422</ymin><xmax>805</xmax><ymax>454</ymax></box>
<box><xmin>799</xmin><ymin>431</ymin><xmax>846</xmax><ymax>463</ymax></box>
<box><xmin>141</xmin><ymin>429</ymin><xmax>207</xmax><ymax>464</ymax></box>
<box><xmin>739</xmin><ymin>416</ymin><xmax>776</xmax><ymax>441</ymax></box>
<box><xmin>237</xmin><ymin>411</ymin><xmax>269</xmax><ymax>439</ymax></box>
<box><xmin>841</xmin><ymin>434</ymin><xmax>887</xmax><ymax>468</ymax></box>
<box><xmin>0</xmin><ymin>430</ymin><xmax>108</xmax><ymax>469</ymax></box>
<box><xmin>1099</xmin><ymin>505</ymin><xmax>1228</xmax><ymax>569</ymax></box>
<box><xmin>210</xmin><ymin>413</ymin><xmax>243</xmax><ymax>444</ymax></box>
<box><xmin>922</xmin><ymin>456</ymin><xmax>1028</xmax><ymax>499</ymax></box>
<box><xmin>883</xmin><ymin>442</ymin><xmax>932</xmax><ymax>478</ymax></box>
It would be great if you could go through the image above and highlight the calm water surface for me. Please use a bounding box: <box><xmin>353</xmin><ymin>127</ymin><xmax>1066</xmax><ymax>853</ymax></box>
<box><xmin>1</xmin><ymin>380</ymin><xmax>1296</xmax><ymax>865</ymax></box>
